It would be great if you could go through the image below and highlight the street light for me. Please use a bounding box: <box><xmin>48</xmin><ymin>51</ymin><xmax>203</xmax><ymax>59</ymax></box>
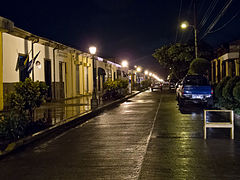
<box><xmin>121</xmin><ymin>60</ymin><xmax>128</xmax><ymax>67</ymax></box>
<box><xmin>180</xmin><ymin>21</ymin><xmax>198</xmax><ymax>59</ymax></box>
<box><xmin>136</xmin><ymin>67</ymin><xmax>142</xmax><ymax>72</ymax></box>
<box><xmin>89</xmin><ymin>46</ymin><xmax>98</xmax><ymax>109</ymax></box>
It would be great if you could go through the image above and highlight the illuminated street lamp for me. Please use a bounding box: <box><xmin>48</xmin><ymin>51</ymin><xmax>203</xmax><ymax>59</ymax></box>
<box><xmin>89</xmin><ymin>46</ymin><xmax>98</xmax><ymax>109</ymax></box>
<box><xmin>180</xmin><ymin>21</ymin><xmax>198</xmax><ymax>59</ymax></box>
<box><xmin>121</xmin><ymin>60</ymin><xmax>128</xmax><ymax>67</ymax></box>
<box><xmin>144</xmin><ymin>70</ymin><xmax>149</xmax><ymax>75</ymax></box>
<box><xmin>136</xmin><ymin>67</ymin><xmax>142</xmax><ymax>72</ymax></box>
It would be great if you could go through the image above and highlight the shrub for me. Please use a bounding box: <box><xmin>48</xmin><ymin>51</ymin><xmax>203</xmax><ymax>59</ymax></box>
<box><xmin>0</xmin><ymin>112</ymin><xmax>29</xmax><ymax>141</ymax></box>
<box><xmin>103</xmin><ymin>79</ymin><xmax>129</xmax><ymax>100</ymax></box>
<box><xmin>233</xmin><ymin>82</ymin><xmax>240</xmax><ymax>103</ymax></box>
<box><xmin>0</xmin><ymin>78</ymin><xmax>48</xmax><ymax>142</ymax></box>
<box><xmin>215</xmin><ymin>76</ymin><xmax>231</xmax><ymax>101</ymax></box>
<box><xmin>188</xmin><ymin>58</ymin><xmax>210</xmax><ymax>75</ymax></box>
<box><xmin>141</xmin><ymin>79</ymin><xmax>152</xmax><ymax>89</ymax></box>
<box><xmin>222</xmin><ymin>76</ymin><xmax>240</xmax><ymax>102</ymax></box>
<box><xmin>117</xmin><ymin>79</ymin><xmax>128</xmax><ymax>89</ymax></box>
<box><xmin>8</xmin><ymin>78</ymin><xmax>48</xmax><ymax>116</ymax></box>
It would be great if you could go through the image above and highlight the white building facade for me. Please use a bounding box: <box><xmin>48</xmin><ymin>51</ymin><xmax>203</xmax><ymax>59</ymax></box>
<box><xmin>0</xmin><ymin>17</ymin><xmax>128</xmax><ymax>110</ymax></box>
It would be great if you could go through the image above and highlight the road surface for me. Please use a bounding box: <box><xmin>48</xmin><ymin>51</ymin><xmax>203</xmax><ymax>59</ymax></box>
<box><xmin>1</xmin><ymin>90</ymin><xmax>240</xmax><ymax>179</ymax></box>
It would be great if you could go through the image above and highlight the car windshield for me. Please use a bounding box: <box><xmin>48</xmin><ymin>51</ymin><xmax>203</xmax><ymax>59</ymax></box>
<box><xmin>184</xmin><ymin>76</ymin><xmax>209</xmax><ymax>86</ymax></box>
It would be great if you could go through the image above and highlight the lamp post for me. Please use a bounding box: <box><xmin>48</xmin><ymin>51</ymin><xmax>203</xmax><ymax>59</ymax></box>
<box><xmin>181</xmin><ymin>21</ymin><xmax>198</xmax><ymax>59</ymax></box>
<box><xmin>89</xmin><ymin>46</ymin><xmax>98</xmax><ymax>109</ymax></box>
<box><xmin>121</xmin><ymin>60</ymin><xmax>131</xmax><ymax>93</ymax></box>
<box><xmin>144</xmin><ymin>70</ymin><xmax>149</xmax><ymax>80</ymax></box>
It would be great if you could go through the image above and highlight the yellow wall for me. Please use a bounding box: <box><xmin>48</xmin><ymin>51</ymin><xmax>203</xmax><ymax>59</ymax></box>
<box><xmin>0</xmin><ymin>32</ymin><xmax>3</xmax><ymax>110</ymax></box>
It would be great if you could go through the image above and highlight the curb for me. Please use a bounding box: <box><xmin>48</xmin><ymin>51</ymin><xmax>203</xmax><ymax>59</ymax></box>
<box><xmin>0</xmin><ymin>91</ymin><xmax>141</xmax><ymax>158</ymax></box>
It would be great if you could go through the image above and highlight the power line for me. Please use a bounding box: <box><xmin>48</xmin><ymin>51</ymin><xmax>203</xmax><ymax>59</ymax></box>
<box><xmin>181</xmin><ymin>0</ymin><xmax>193</xmax><ymax>43</ymax></box>
<box><xmin>175</xmin><ymin>0</ymin><xmax>183</xmax><ymax>43</ymax></box>
<box><xmin>200</xmin><ymin>0</ymin><xmax>233</xmax><ymax>40</ymax></box>
<box><xmin>198</xmin><ymin>0</ymin><xmax>219</xmax><ymax>29</ymax></box>
<box><xmin>209</xmin><ymin>10</ymin><xmax>240</xmax><ymax>33</ymax></box>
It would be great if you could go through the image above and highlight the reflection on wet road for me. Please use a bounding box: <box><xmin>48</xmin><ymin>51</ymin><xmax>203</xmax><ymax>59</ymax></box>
<box><xmin>34</xmin><ymin>96</ymin><xmax>92</xmax><ymax>126</ymax></box>
<box><xmin>1</xmin><ymin>91</ymin><xmax>240</xmax><ymax>179</ymax></box>
<box><xmin>139</xmin><ymin>91</ymin><xmax>240</xmax><ymax>179</ymax></box>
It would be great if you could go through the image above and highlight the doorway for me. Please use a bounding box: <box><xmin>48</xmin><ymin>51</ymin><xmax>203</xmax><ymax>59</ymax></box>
<box><xmin>44</xmin><ymin>59</ymin><xmax>52</xmax><ymax>100</ymax></box>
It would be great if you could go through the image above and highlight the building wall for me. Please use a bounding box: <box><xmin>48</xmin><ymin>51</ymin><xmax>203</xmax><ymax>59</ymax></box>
<box><xmin>0</xmin><ymin>23</ymin><xmax>124</xmax><ymax>109</ymax></box>
<box><xmin>2</xmin><ymin>33</ymin><xmax>30</xmax><ymax>82</ymax></box>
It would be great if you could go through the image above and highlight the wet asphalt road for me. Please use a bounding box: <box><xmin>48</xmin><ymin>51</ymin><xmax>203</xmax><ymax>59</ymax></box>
<box><xmin>1</xmin><ymin>90</ymin><xmax>240</xmax><ymax>179</ymax></box>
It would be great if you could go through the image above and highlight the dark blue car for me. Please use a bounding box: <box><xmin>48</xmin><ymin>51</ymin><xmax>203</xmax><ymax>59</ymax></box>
<box><xmin>176</xmin><ymin>75</ymin><xmax>213</xmax><ymax>107</ymax></box>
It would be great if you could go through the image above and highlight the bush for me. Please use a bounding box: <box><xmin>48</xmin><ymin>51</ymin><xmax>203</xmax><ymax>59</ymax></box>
<box><xmin>215</xmin><ymin>76</ymin><xmax>231</xmax><ymax>101</ymax></box>
<box><xmin>0</xmin><ymin>112</ymin><xmax>29</xmax><ymax>141</ymax></box>
<box><xmin>117</xmin><ymin>79</ymin><xmax>128</xmax><ymax>89</ymax></box>
<box><xmin>141</xmin><ymin>79</ymin><xmax>152</xmax><ymax>89</ymax></box>
<box><xmin>103</xmin><ymin>79</ymin><xmax>129</xmax><ymax>100</ymax></box>
<box><xmin>222</xmin><ymin>76</ymin><xmax>240</xmax><ymax>103</ymax></box>
<box><xmin>0</xmin><ymin>78</ymin><xmax>49</xmax><ymax>142</ymax></box>
<box><xmin>8</xmin><ymin>78</ymin><xmax>48</xmax><ymax>116</ymax></box>
<box><xmin>233</xmin><ymin>82</ymin><xmax>240</xmax><ymax>103</ymax></box>
<box><xmin>188</xmin><ymin>58</ymin><xmax>210</xmax><ymax>75</ymax></box>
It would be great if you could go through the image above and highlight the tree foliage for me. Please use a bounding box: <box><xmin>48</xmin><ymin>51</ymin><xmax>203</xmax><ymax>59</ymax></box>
<box><xmin>153</xmin><ymin>43</ymin><xmax>194</xmax><ymax>80</ymax></box>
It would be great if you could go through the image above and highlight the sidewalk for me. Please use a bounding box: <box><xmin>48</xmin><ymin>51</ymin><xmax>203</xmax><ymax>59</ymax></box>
<box><xmin>0</xmin><ymin>91</ymin><xmax>140</xmax><ymax>157</ymax></box>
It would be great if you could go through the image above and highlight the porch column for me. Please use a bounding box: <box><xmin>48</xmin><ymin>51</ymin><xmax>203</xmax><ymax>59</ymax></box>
<box><xmin>0</xmin><ymin>32</ymin><xmax>3</xmax><ymax>110</ymax></box>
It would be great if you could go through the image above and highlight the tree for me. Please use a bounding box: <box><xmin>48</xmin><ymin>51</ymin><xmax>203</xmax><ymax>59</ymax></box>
<box><xmin>188</xmin><ymin>58</ymin><xmax>210</xmax><ymax>76</ymax></box>
<box><xmin>153</xmin><ymin>43</ymin><xmax>194</xmax><ymax>80</ymax></box>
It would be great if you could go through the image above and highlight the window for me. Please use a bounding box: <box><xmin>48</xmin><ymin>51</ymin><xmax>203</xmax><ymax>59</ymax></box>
<box><xmin>17</xmin><ymin>54</ymin><xmax>29</xmax><ymax>82</ymax></box>
<box><xmin>184</xmin><ymin>75</ymin><xmax>209</xmax><ymax>86</ymax></box>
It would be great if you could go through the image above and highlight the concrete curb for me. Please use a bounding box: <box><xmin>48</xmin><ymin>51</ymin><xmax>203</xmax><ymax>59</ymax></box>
<box><xmin>0</xmin><ymin>91</ymin><xmax>141</xmax><ymax>158</ymax></box>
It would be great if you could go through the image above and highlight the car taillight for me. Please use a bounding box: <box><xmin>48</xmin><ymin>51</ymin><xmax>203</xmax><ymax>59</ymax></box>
<box><xmin>211</xmin><ymin>88</ymin><xmax>213</xmax><ymax>95</ymax></box>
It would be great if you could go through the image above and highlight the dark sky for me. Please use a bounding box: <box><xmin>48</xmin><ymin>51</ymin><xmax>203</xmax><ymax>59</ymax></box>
<box><xmin>1</xmin><ymin>0</ymin><xmax>240</xmax><ymax>78</ymax></box>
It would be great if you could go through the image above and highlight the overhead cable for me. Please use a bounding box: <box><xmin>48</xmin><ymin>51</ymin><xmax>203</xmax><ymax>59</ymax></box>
<box><xmin>209</xmin><ymin>10</ymin><xmax>240</xmax><ymax>33</ymax></box>
<box><xmin>198</xmin><ymin>0</ymin><xmax>219</xmax><ymax>29</ymax></box>
<box><xmin>200</xmin><ymin>0</ymin><xmax>233</xmax><ymax>40</ymax></box>
<box><xmin>175</xmin><ymin>0</ymin><xmax>183</xmax><ymax>43</ymax></box>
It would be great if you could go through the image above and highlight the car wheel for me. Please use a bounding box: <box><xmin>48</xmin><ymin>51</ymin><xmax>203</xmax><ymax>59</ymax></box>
<box><xmin>178</xmin><ymin>98</ymin><xmax>185</xmax><ymax>107</ymax></box>
<box><xmin>206</xmin><ymin>99</ymin><xmax>213</xmax><ymax>108</ymax></box>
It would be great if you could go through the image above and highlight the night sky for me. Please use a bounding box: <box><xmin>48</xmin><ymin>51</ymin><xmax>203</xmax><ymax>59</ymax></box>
<box><xmin>1</xmin><ymin>0</ymin><xmax>240</xmax><ymax>78</ymax></box>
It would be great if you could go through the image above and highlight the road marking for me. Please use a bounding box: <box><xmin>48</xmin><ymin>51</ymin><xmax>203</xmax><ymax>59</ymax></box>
<box><xmin>136</xmin><ymin>95</ymin><xmax>162</xmax><ymax>180</ymax></box>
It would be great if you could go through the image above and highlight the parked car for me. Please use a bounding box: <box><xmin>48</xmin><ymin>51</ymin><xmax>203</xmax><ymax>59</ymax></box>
<box><xmin>175</xmin><ymin>80</ymin><xmax>182</xmax><ymax>89</ymax></box>
<box><xmin>169</xmin><ymin>82</ymin><xmax>175</xmax><ymax>90</ymax></box>
<box><xmin>176</xmin><ymin>75</ymin><xmax>213</xmax><ymax>107</ymax></box>
<box><xmin>151</xmin><ymin>81</ymin><xmax>162</xmax><ymax>92</ymax></box>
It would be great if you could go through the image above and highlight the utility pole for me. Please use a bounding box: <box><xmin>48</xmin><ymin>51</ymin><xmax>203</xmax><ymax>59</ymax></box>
<box><xmin>193</xmin><ymin>0</ymin><xmax>198</xmax><ymax>59</ymax></box>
